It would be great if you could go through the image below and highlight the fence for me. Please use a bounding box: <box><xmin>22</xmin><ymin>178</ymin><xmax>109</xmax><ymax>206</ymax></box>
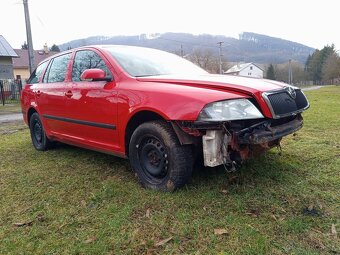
<box><xmin>0</xmin><ymin>79</ymin><xmax>23</xmax><ymax>106</ymax></box>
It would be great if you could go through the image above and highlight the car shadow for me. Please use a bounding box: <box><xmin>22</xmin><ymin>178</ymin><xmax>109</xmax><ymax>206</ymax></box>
<box><xmin>49</xmin><ymin>143</ymin><xmax>300</xmax><ymax>194</ymax></box>
<box><xmin>188</xmin><ymin>150</ymin><xmax>302</xmax><ymax>193</ymax></box>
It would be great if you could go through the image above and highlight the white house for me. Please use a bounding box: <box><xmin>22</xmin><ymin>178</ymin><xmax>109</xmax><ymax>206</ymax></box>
<box><xmin>225</xmin><ymin>62</ymin><xmax>264</xmax><ymax>78</ymax></box>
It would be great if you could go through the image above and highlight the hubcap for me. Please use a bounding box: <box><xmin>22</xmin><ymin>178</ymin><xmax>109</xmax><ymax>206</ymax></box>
<box><xmin>139</xmin><ymin>137</ymin><xmax>168</xmax><ymax>179</ymax></box>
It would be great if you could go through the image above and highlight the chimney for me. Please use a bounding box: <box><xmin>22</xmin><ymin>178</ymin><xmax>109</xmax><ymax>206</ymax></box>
<box><xmin>43</xmin><ymin>43</ymin><xmax>49</xmax><ymax>54</ymax></box>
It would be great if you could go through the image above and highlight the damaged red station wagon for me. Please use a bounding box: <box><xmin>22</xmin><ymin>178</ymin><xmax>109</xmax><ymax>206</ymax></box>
<box><xmin>21</xmin><ymin>45</ymin><xmax>309</xmax><ymax>191</ymax></box>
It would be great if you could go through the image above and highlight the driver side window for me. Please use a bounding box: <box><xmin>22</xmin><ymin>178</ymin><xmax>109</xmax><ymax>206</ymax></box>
<box><xmin>72</xmin><ymin>50</ymin><xmax>112</xmax><ymax>82</ymax></box>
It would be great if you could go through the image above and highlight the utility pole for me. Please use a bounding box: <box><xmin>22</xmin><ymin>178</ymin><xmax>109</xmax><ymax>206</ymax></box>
<box><xmin>180</xmin><ymin>44</ymin><xmax>184</xmax><ymax>57</ymax></box>
<box><xmin>217</xmin><ymin>42</ymin><xmax>224</xmax><ymax>74</ymax></box>
<box><xmin>288</xmin><ymin>59</ymin><xmax>293</xmax><ymax>84</ymax></box>
<box><xmin>23</xmin><ymin>0</ymin><xmax>35</xmax><ymax>73</ymax></box>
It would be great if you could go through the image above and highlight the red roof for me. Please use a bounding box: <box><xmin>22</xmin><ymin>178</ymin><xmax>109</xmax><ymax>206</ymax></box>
<box><xmin>12</xmin><ymin>49</ymin><xmax>58</xmax><ymax>68</ymax></box>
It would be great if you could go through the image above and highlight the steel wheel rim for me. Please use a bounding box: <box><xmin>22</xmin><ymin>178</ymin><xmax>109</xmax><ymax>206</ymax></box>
<box><xmin>33</xmin><ymin>120</ymin><xmax>43</xmax><ymax>144</ymax></box>
<box><xmin>138</xmin><ymin>136</ymin><xmax>168</xmax><ymax>182</ymax></box>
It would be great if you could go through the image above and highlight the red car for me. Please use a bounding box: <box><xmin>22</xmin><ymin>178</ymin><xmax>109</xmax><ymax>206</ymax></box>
<box><xmin>21</xmin><ymin>45</ymin><xmax>309</xmax><ymax>191</ymax></box>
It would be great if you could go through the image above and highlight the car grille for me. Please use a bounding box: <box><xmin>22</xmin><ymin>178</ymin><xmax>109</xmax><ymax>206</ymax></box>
<box><xmin>264</xmin><ymin>89</ymin><xmax>309</xmax><ymax>118</ymax></box>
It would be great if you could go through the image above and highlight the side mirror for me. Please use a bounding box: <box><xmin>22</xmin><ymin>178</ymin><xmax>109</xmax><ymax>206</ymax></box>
<box><xmin>80</xmin><ymin>69</ymin><xmax>112</xmax><ymax>82</ymax></box>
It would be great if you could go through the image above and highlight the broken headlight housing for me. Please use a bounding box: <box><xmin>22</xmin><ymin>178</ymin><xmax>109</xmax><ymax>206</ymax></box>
<box><xmin>198</xmin><ymin>99</ymin><xmax>264</xmax><ymax>121</ymax></box>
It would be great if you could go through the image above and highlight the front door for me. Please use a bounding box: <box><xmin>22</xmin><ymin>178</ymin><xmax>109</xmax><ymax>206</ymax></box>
<box><xmin>65</xmin><ymin>49</ymin><xmax>119</xmax><ymax>152</ymax></box>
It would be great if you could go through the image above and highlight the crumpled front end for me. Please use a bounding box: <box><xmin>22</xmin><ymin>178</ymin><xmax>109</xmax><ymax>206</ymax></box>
<box><xmin>172</xmin><ymin>87</ymin><xmax>309</xmax><ymax>168</ymax></box>
<box><xmin>177</xmin><ymin>114</ymin><xmax>303</xmax><ymax>167</ymax></box>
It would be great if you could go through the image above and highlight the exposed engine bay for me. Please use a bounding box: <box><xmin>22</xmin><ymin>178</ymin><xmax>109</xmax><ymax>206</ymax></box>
<box><xmin>173</xmin><ymin>114</ymin><xmax>303</xmax><ymax>168</ymax></box>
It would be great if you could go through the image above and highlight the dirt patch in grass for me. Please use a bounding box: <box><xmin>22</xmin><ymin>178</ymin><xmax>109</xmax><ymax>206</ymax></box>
<box><xmin>0</xmin><ymin>103</ymin><xmax>22</xmax><ymax>115</ymax></box>
<box><xmin>0</xmin><ymin>120</ymin><xmax>26</xmax><ymax>135</ymax></box>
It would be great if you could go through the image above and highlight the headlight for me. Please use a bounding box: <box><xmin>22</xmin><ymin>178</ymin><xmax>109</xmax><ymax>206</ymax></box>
<box><xmin>198</xmin><ymin>99</ymin><xmax>264</xmax><ymax>121</ymax></box>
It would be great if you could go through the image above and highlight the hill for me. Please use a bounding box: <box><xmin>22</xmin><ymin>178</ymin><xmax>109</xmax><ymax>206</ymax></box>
<box><xmin>59</xmin><ymin>32</ymin><xmax>314</xmax><ymax>64</ymax></box>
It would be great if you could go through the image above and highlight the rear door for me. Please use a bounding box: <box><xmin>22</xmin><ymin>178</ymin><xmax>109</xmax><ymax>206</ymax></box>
<box><xmin>64</xmin><ymin>49</ymin><xmax>119</xmax><ymax>151</ymax></box>
<box><xmin>36</xmin><ymin>53</ymin><xmax>73</xmax><ymax>135</ymax></box>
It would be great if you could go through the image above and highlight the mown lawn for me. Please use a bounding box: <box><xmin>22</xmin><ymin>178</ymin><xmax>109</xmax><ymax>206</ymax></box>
<box><xmin>0</xmin><ymin>86</ymin><xmax>339</xmax><ymax>254</ymax></box>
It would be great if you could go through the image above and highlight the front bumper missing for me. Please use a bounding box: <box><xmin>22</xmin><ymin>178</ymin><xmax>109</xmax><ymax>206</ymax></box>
<box><xmin>235</xmin><ymin>115</ymin><xmax>303</xmax><ymax>144</ymax></box>
<box><xmin>202</xmin><ymin>115</ymin><xmax>304</xmax><ymax>167</ymax></box>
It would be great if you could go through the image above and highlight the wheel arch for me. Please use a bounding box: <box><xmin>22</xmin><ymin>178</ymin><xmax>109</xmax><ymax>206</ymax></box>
<box><xmin>27</xmin><ymin>107</ymin><xmax>38</xmax><ymax>127</ymax></box>
<box><xmin>125</xmin><ymin>110</ymin><xmax>166</xmax><ymax>156</ymax></box>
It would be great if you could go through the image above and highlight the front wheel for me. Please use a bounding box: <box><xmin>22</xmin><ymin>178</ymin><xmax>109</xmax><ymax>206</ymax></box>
<box><xmin>29</xmin><ymin>112</ymin><xmax>52</xmax><ymax>151</ymax></box>
<box><xmin>129</xmin><ymin>120</ymin><xmax>193</xmax><ymax>191</ymax></box>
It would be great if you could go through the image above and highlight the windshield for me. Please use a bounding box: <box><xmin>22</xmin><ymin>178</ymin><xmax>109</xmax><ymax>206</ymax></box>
<box><xmin>104</xmin><ymin>46</ymin><xmax>207</xmax><ymax>77</ymax></box>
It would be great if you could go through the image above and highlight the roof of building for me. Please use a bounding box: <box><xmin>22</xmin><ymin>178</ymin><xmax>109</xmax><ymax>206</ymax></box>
<box><xmin>0</xmin><ymin>35</ymin><xmax>18</xmax><ymax>57</ymax></box>
<box><xmin>12</xmin><ymin>49</ymin><xmax>58</xmax><ymax>68</ymax></box>
<box><xmin>225</xmin><ymin>62</ymin><xmax>263</xmax><ymax>74</ymax></box>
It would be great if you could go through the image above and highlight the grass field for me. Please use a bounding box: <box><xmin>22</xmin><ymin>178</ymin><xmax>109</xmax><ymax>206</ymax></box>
<box><xmin>0</xmin><ymin>87</ymin><xmax>339</xmax><ymax>254</ymax></box>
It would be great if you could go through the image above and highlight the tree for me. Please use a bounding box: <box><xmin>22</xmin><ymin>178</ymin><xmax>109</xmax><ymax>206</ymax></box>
<box><xmin>50</xmin><ymin>44</ymin><xmax>60</xmax><ymax>52</ymax></box>
<box><xmin>266</xmin><ymin>64</ymin><xmax>276</xmax><ymax>80</ymax></box>
<box><xmin>275</xmin><ymin>61</ymin><xmax>307</xmax><ymax>84</ymax></box>
<box><xmin>305</xmin><ymin>44</ymin><xmax>336</xmax><ymax>84</ymax></box>
<box><xmin>322</xmin><ymin>52</ymin><xmax>340</xmax><ymax>84</ymax></box>
<box><xmin>21</xmin><ymin>41</ymin><xmax>28</xmax><ymax>50</ymax></box>
<box><xmin>187</xmin><ymin>48</ymin><xmax>229</xmax><ymax>74</ymax></box>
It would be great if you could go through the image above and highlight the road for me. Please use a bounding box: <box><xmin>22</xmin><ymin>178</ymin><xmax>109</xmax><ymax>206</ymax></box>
<box><xmin>301</xmin><ymin>86</ymin><xmax>323</xmax><ymax>91</ymax></box>
<box><xmin>0</xmin><ymin>113</ymin><xmax>23</xmax><ymax>124</ymax></box>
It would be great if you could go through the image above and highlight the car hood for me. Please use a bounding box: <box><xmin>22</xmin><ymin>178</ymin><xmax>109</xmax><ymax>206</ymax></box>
<box><xmin>136</xmin><ymin>74</ymin><xmax>289</xmax><ymax>96</ymax></box>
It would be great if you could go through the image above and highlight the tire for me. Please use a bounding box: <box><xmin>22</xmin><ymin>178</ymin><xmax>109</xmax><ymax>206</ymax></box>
<box><xmin>129</xmin><ymin>120</ymin><xmax>193</xmax><ymax>191</ymax></box>
<box><xmin>29</xmin><ymin>112</ymin><xmax>52</xmax><ymax>151</ymax></box>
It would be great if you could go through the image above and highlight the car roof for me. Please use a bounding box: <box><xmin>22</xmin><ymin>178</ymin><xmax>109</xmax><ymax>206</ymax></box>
<box><xmin>35</xmin><ymin>44</ymin><xmax>155</xmax><ymax>67</ymax></box>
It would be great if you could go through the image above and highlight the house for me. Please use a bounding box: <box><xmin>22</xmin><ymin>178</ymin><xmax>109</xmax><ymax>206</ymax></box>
<box><xmin>225</xmin><ymin>62</ymin><xmax>264</xmax><ymax>78</ymax></box>
<box><xmin>0</xmin><ymin>35</ymin><xmax>18</xmax><ymax>79</ymax></box>
<box><xmin>12</xmin><ymin>45</ymin><xmax>58</xmax><ymax>80</ymax></box>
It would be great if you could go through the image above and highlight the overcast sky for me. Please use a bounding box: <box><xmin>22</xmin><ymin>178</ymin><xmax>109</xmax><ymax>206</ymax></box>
<box><xmin>1</xmin><ymin>0</ymin><xmax>339</xmax><ymax>51</ymax></box>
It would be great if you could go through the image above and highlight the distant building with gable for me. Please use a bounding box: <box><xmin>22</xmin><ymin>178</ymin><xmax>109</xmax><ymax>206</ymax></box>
<box><xmin>225</xmin><ymin>62</ymin><xmax>264</xmax><ymax>78</ymax></box>
<box><xmin>0</xmin><ymin>35</ymin><xmax>18</xmax><ymax>79</ymax></box>
<box><xmin>13</xmin><ymin>44</ymin><xmax>58</xmax><ymax>80</ymax></box>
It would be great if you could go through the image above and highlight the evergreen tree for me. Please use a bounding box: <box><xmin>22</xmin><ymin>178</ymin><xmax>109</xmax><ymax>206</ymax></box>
<box><xmin>50</xmin><ymin>44</ymin><xmax>60</xmax><ymax>52</ymax></box>
<box><xmin>21</xmin><ymin>41</ymin><xmax>28</xmax><ymax>50</ymax></box>
<box><xmin>305</xmin><ymin>45</ymin><xmax>336</xmax><ymax>83</ymax></box>
<box><xmin>266</xmin><ymin>64</ymin><xmax>276</xmax><ymax>80</ymax></box>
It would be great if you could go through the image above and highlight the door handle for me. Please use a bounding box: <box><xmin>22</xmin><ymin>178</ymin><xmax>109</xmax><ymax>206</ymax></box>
<box><xmin>65</xmin><ymin>91</ymin><xmax>73</xmax><ymax>97</ymax></box>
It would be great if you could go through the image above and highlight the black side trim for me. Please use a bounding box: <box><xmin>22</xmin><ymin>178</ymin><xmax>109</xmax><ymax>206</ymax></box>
<box><xmin>43</xmin><ymin>114</ymin><xmax>116</xmax><ymax>130</ymax></box>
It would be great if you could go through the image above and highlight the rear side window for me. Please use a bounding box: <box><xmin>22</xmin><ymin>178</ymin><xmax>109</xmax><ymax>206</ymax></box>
<box><xmin>43</xmin><ymin>53</ymin><xmax>71</xmax><ymax>83</ymax></box>
<box><xmin>27</xmin><ymin>61</ymin><xmax>48</xmax><ymax>84</ymax></box>
<box><xmin>72</xmin><ymin>50</ymin><xmax>111</xmax><ymax>82</ymax></box>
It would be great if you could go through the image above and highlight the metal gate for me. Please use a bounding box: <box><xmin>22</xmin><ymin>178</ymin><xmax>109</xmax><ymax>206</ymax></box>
<box><xmin>0</xmin><ymin>79</ymin><xmax>22</xmax><ymax>106</ymax></box>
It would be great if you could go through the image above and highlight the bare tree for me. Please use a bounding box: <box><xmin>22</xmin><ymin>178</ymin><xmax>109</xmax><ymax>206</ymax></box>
<box><xmin>322</xmin><ymin>53</ymin><xmax>340</xmax><ymax>84</ymax></box>
<box><xmin>275</xmin><ymin>61</ymin><xmax>307</xmax><ymax>84</ymax></box>
<box><xmin>187</xmin><ymin>48</ymin><xmax>229</xmax><ymax>74</ymax></box>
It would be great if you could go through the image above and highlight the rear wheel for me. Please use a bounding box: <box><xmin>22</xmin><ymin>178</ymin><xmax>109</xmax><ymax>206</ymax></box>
<box><xmin>29</xmin><ymin>112</ymin><xmax>52</xmax><ymax>151</ymax></box>
<box><xmin>129</xmin><ymin>120</ymin><xmax>193</xmax><ymax>191</ymax></box>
